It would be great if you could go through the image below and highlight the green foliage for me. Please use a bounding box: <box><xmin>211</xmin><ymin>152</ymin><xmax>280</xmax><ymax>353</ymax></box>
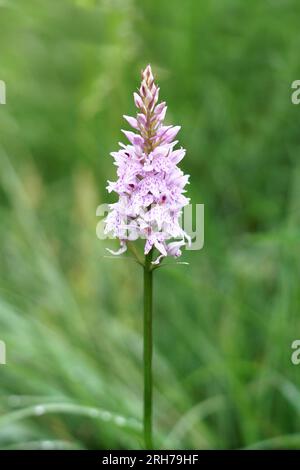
<box><xmin>0</xmin><ymin>0</ymin><xmax>300</xmax><ymax>449</ymax></box>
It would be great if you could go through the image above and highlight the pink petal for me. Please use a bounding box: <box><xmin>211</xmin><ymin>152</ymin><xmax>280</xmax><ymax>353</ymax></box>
<box><xmin>154</xmin><ymin>101</ymin><xmax>166</xmax><ymax>115</ymax></box>
<box><xmin>156</xmin><ymin>105</ymin><xmax>167</xmax><ymax>122</ymax></box>
<box><xmin>106</xmin><ymin>241</ymin><xmax>127</xmax><ymax>256</ymax></box>
<box><xmin>166</xmin><ymin>240</ymin><xmax>185</xmax><ymax>257</ymax></box>
<box><xmin>149</xmin><ymin>86</ymin><xmax>159</xmax><ymax>108</ymax></box>
<box><xmin>144</xmin><ymin>238</ymin><xmax>154</xmax><ymax>254</ymax></box>
<box><xmin>142</xmin><ymin>64</ymin><xmax>154</xmax><ymax>83</ymax></box>
<box><xmin>133</xmin><ymin>92</ymin><xmax>144</xmax><ymax>109</ymax></box>
<box><xmin>170</xmin><ymin>148</ymin><xmax>186</xmax><ymax>164</ymax></box>
<box><xmin>137</xmin><ymin>113</ymin><xmax>147</xmax><ymax>127</ymax></box>
<box><xmin>163</xmin><ymin>126</ymin><xmax>181</xmax><ymax>143</ymax></box>
<box><xmin>154</xmin><ymin>240</ymin><xmax>167</xmax><ymax>257</ymax></box>
<box><xmin>123</xmin><ymin>115</ymin><xmax>138</xmax><ymax>129</ymax></box>
<box><xmin>152</xmin><ymin>254</ymin><xmax>165</xmax><ymax>265</ymax></box>
<box><xmin>121</xmin><ymin>130</ymin><xmax>144</xmax><ymax>147</ymax></box>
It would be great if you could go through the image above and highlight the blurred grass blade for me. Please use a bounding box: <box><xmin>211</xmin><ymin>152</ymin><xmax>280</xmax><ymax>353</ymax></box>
<box><xmin>0</xmin><ymin>403</ymin><xmax>142</xmax><ymax>435</ymax></box>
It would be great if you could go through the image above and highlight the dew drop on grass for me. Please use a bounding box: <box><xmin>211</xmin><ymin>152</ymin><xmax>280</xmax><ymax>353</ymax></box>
<box><xmin>41</xmin><ymin>440</ymin><xmax>53</xmax><ymax>450</ymax></box>
<box><xmin>101</xmin><ymin>411</ymin><xmax>112</xmax><ymax>421</ymax></box>
<box><xmin>34</xmin><ymin>405</ymin><xmax>45</xmax><ymax>416</ymax></box>
<box><xmin>89</xmin><ymin>408</ymin><xmax>99</xmax><ymax>418</ymax></box>
<box><xmin>114</xmin><ymin>415</ymin><xmax>126</xmax><ymax>427</ymax></box>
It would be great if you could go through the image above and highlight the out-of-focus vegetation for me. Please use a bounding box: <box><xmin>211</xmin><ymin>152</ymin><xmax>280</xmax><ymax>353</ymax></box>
<box><xmin>0</xmin><ymin>0</ymin><xmax>300</xmax><ymax>450</ymax></box>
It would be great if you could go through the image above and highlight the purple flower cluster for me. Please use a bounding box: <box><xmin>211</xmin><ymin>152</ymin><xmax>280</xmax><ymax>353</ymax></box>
<box><xmin>104</xmin><ymin>65</ymin><xmax>190</xmax><ymax>264</ymax></box>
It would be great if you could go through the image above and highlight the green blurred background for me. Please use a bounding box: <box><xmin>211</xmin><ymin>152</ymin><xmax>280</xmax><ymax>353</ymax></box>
<box><xmin>0</xmin><ymin>0</ymin><xmax>300</xmax><ymax>450</ymax></box>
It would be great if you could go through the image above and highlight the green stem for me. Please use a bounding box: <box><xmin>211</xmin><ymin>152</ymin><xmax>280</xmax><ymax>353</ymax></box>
<box><xmin>143</xmin><ymin>249</ymin><xmax>153</xmax><ymax>449</ymax></box>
